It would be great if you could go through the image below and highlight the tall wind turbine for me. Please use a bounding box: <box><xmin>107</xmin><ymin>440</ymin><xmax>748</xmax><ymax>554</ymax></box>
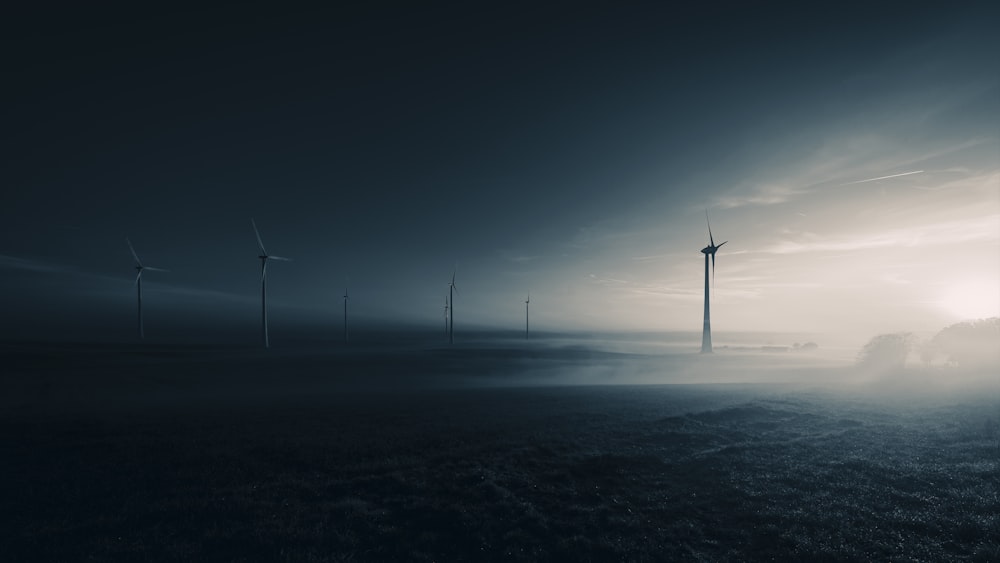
<box><xmin>343</xmin><ymin>282</ymin><xmax>349</xmax><ymax>344</ymax></box>
<box><xmin>700</xmin><ymin>211</ymin><xmax>727</xmax><ymax>353</ymax></box>
<box><xmin>252</xmin><ymin>219</ymin><xmax>291</xmax><ymax>349</ymax></box>
<box><xmin>525</xmin><ymin>292</ymin><xmax>530</xmax><ymax>339</ymax></box>
<box><xmin>127</xmin><ymin>237</ymin><xmax>167</xmax><ymax>340</ymax></box>
<box><xmin>448</xmin><ymin>268</ymin><xmax>458</xmax><ymax>344</ymax></box>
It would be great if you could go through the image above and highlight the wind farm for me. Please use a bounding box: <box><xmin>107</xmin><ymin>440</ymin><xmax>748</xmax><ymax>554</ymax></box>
<box><xmin>3</xmin><ymin>2</ymin><xmax>998</xmax><ymax>562</ymax></box>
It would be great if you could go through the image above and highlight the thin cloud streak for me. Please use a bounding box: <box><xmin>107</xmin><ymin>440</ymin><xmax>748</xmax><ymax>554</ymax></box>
<box><xmin>0</xmin><ymin>253</ymin><xmax>254</xmax><ymax>305</ymax></box>
<box><xmin>759</xmin><ymin>214</ymin><xmax>1000</xmax><ymax>255</ymax></box>
<box><xmin>713</xmin><ymin>184</ymin><xmax>812</xmax><ymax>209</ymax></box>
<box><xmin>0</xmin><ymin>254</ymin><xmax>72</xmax><ymax>274</ymax></box>
<box><xmin>839</xmin><ymin>170</ymin><xmax>924</xmax><ymax>186</ymax></box>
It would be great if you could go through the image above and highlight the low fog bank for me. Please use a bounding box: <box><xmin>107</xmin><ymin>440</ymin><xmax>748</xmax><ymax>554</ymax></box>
<box><xmin>3</xmin><ymin>328</ymin><xmax>996</xmax><ymax>416</ymax></box>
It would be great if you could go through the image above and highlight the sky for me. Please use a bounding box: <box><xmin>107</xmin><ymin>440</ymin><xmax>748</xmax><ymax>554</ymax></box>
<box><xmin>2</xmin><ymin>2</ymin><xmax>998</xmax><ymax>345</ymax></box>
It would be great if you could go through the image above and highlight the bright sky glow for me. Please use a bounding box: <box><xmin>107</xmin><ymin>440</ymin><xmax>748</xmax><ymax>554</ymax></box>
<box><xmin>0</xmin><ymin>3</ymin><xmax>996</xmax><ymax>347</ymax></box>
<box><xmin>938</xmin><ymin>279</ymin><xmax>1000</xmax><ymax>321</ymax></box>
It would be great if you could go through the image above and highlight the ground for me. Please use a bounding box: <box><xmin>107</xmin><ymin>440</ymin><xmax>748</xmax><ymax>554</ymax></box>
<box><xmin>2</xmin><ymin>340</ymin><xmax>998</xmax><ymax>561</ymax></box>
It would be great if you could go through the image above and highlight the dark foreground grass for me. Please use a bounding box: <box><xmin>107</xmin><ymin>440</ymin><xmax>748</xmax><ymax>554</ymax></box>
<box><xmin>1</xmin><ymin>346</ymin><xmax>998</xmax><ymax>561</ymax></box>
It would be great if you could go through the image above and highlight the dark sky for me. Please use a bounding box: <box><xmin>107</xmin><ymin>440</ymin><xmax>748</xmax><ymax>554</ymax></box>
<box><xmin>2</xmin><ymin>2</ymin><xmax>997</xmax><ymax>343</ymax></box>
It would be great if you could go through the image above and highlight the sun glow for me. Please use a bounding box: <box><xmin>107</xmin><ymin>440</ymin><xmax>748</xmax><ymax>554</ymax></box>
<box><xmin>938</xmin><ymin>280</ymin><xmax>1000</xmax><ymax>321</ymax></box>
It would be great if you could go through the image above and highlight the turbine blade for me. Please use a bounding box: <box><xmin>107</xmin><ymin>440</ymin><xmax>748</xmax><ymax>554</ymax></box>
<box><xmin>251</xmin><ymin>218</ymin><xmax>267</xmax><ymax>255</ymax></box>
<box><xmin>144</xmin><ymin>266</ymin><xmax>169</xmax><ymax>272</ymax></box>
<box><xmin>268</xmin><ymin>256</ymin><xmax>292</xmax><ymax>261</ymax></box>
<box><xmin>717</xmin><ymin>241</ymin><xmax>727</xmax><ymax>249</ymax></box>
<box><xmin>126</xmin><ymin>237</ymin><xmax>142</xmax><ymax>266</ymax></box>
<box><xmin>134</xmin><ymin>271</ymin><xmax>142</xmax><ymax>287</ymax></box>
<box><xmin>705</xmin><ymin>210</ymin><xmax>715</xmax><ymax>247</ymax></box>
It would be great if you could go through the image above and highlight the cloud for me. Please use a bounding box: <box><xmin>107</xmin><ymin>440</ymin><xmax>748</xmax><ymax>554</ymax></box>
<box><xmin>147</xmin><ymin>284</ymin><xmax>254</xmax><ymax>304</ymax></box>
<box><xmin>0</xmin><ymin>254</ymin><xmax>72</xmax><ymax>274</ymax></box>
<box><xmin>713</xmin><ymin>184</ymin><xmax>812</xmax><ymax>209</ymax></box>
<box><xmin>758</xmin><ymin>214</ymin><xmax>1000</xmax><ymax>255</ymax></box>
<box><xmin>497</xmin><ymin>250</ymin><xmax>540</xmax><ymax>263</ymax></box>
<box><xmin>631</xmin><ymin>252</ymin><xmax>685</xmax><ymax>261</ymax></box>
<box><xmin>839</xmin><ymin>170</ymin><xmax>924</xmax><ymax>186</ymax></box>
<box><xmin>709</xmin><ymin>137</ymin><xmax>994</xmax><ymax>211</ymax></box>
<box><xmin>0</xmin><ymin>253</ymin><xmax>253</xmax><ymax>305</ymax></box>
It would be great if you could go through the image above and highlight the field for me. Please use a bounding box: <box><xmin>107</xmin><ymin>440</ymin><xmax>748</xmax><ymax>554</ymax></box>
<box><xmin>2</xmin><ymin>339</ymin><xmax>998</xmax><ymax>561</ymax></box>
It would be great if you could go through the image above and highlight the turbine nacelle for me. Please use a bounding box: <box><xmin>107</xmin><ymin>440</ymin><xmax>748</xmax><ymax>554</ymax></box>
<box><xmin>127</xmin><ymin>237</ymin><xmax>168</xmax><ymax>284</ymax></box>
<box><xmin>701</xmin><ymin>240</ymin><xmax>727</xmax><ymax>254</ymax></box>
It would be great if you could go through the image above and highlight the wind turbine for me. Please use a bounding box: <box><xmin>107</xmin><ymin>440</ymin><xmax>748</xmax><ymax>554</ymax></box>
<box><xmin>448</xmin><ymin>268</ymin><xmax>458</xmax><ymax>344</ymax></box>
<box><xmin>444</xmin><ymin>295</ymin><xmax>450</xmax><ymax>337</ymax></box>
<box><xmin>343</xmin><ymin>282</ymin><xmax>349</xmax><ymax>344</ymax></box>
<box><xmin>252</xmin><ymin>219</ymin><xmax>291</xmax><ymax>349</ymax></box>
<box><xmin>525</xmin><ymin>292</ymin><xmax>530</xmax><ymax>339</ymax></box>
<box><xmin>127</xmin><ymin>237</ymin><xmax>167</xmax><ymax>340</ymax></box>
<box><xmin>700</xmin><ymin>211</ymin><xmax>727</xmax><ymax>353</ymax></box>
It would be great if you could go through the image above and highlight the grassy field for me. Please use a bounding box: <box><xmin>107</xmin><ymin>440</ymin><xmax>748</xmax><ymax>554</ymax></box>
<box><xmin>2</xmin><ymin>341</ymin><xmax>998</xmax><ymax>561</ymax></box>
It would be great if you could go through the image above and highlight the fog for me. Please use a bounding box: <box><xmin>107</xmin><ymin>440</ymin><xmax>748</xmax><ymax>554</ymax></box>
<box><xmin>5</xmin><ymin>330</ymin><xmax>996</xmax><ymax>417</ymax></box>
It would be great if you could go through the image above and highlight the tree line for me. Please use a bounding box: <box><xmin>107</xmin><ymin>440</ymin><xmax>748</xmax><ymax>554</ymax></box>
<box><xmin>857</xmin><ymin>317</ymin><xmax>999</xmax><ymax>372</ymax></box>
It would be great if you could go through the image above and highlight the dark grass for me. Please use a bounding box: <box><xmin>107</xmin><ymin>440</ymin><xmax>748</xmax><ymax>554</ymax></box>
<box><xmin>1</xmin><ymin>342</ymin><xmax>998</xmax><ymax>561</ymax></box>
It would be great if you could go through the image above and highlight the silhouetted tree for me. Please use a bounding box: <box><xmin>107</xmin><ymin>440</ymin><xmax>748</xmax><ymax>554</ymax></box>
<box><xmin>928</xmin><ymin>317</ymin><xmax>1000</xmax><ymax>369</ymax></box>
<box><xmin>857</xmin><ymin>332</ymin><xmax>915</xmax><ymax>371</ymax></box>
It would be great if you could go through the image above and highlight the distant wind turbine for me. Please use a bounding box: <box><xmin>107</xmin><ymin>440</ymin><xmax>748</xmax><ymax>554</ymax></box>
<box><xmin>448</xmin><ymin>268</ymin><xmax>458</xmax><ymax>344</ymax></box>
<box><xmin>252</xmin><ymin>219</ymin><xmax>291</xmax><ymax>349</ymax></box>
<box><xmin>525</xmin><ymin>292</ymin><xmax>530</xmax><ymax>339</ymax></box>
<box><xmin>343</xmin><ymin>282</ymin><xmax>349</xmax><ymax>344</ymax></box>
<box><xmin>444</xmin><ymin>295</ymin><xmax>450</xmax><ymax>337</ymax></box>
<box><xmin>127</xmin><ymin>237</ymin><xmax>167</xmax><ymax>340</ymax></box>
<box><xmin>700</xmin><ymin>211</ymin><xmax>727</xmax><ymax>354</ymax></box>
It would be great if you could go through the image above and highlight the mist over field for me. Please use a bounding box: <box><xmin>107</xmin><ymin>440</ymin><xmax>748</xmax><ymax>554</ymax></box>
<box><xmin>3</xmin><ymin>332</ymin><xmax>998</xmax><ymax>561</ymax></box>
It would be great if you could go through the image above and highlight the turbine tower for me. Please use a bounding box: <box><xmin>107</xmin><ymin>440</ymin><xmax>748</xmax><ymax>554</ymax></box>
<box><xmin>448</xmin><ymin>268</ymin><xmax>458</xmax><ymax>344</ymax></box>
<box><xmin>525</xmin><ymin>292</ymin><xmax>530</xmax><ymax>339</ymax></box>
<box><xmin>700</xmin><ymin>211</ymin><xmax>727</xmax><ymax>353</ymax></box>
<box><xmin>444</xmin><ymin>295</ymin><xmax>450</xmax><ymax>337</ymax></box>
<box><xmin>127</xmin><ymin>237</ymin><xmax>167</xmax><ymax>340</ymax></box>
<box><xmin>343</xmin><ymin>283</ymin><xmax>349</xmax><ymax>344</ymax></box>
<box><xmin>252</xmin><ymin>219</ymin><xmax>291</xmax><ymax>349</ymax></box>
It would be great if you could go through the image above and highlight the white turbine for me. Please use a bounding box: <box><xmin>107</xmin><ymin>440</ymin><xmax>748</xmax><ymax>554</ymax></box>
<box><xmin>700</xmin><ymin>211</ymin><xmax>727</xmax><ymax>354</ymax></box>
<box><xmin>525</xmin><ymin>292</ymin><xmax>530</xmax><ymax>339</ymax></box>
